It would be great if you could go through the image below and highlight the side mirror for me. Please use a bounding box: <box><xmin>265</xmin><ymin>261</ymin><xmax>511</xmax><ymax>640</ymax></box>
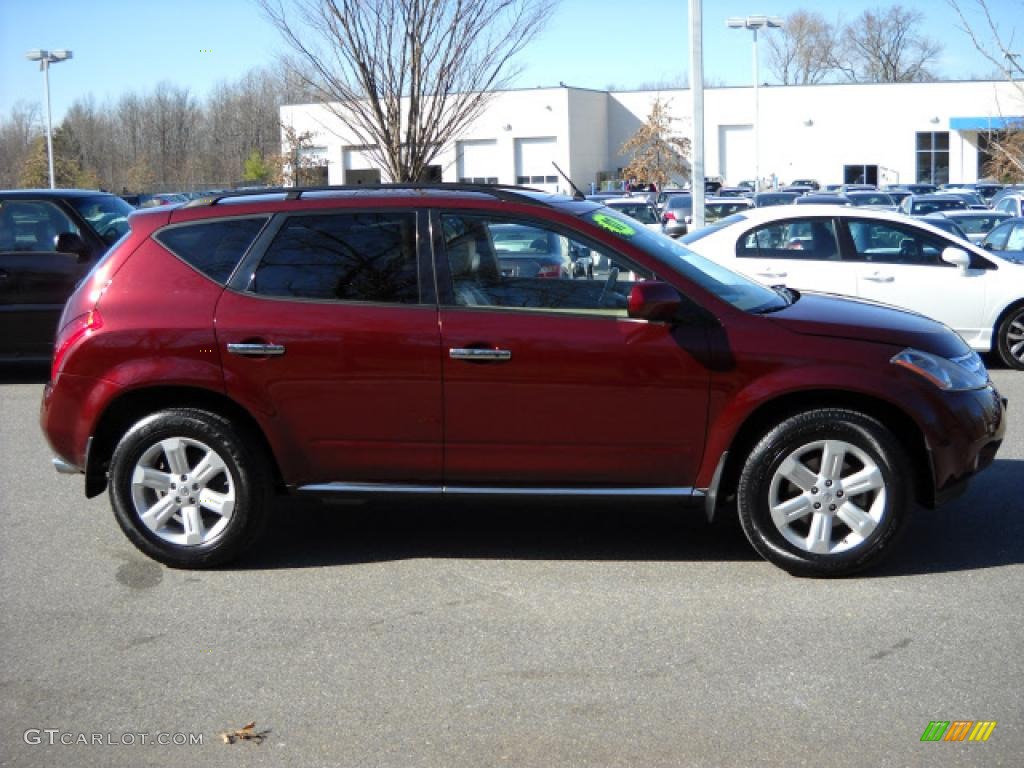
<box><xmin>983</xmin><ymin>242</ymin><xmax>995</xmax><ymax>251</ymax></box>
<box><xmin>56</xmin><ymin>232</ymin><xmax>89</xmax><ymax>261</ymax></box>
<box><xmin>941</xmin><ymin>246</ymin><xmax>971</xmax><ymax>274</ymax></box>
<box><xmin>628</xmin><ymin>281</ymin><xmax>681</xmax><ymax>322</ymax></box>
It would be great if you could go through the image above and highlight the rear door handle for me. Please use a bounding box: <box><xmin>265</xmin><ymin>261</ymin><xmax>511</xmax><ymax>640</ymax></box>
<box><xmin>227</xmin><ymin>342</ymin><xmax>286</xmax><ymax>357</ymax></box>
<box><xmin>756</xmin><ymin>270</ymin><xmax>787</xmax><ymax>279</ymax></box>
<box><xmin>449</xmin><ymin>347</ymin><xmax>511</xmax><ymax>362</ymax></box>
<box><xmin>863</xmin><ymin>273</ymin><xmax>894</xmax><ymax>283</ymax></box>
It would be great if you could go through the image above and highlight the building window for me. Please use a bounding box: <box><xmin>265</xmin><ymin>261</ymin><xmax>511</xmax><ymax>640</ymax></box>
<box><xmin>458</xmin><ymin>177</ymin><xmax>499</xmax><ymax>184</ymax></box>
<box><xmin>916</xmin><ymin>132</ymin><xmax>949</xmax><ymax>185</ymax></box>
<box><xmin>515</xmin><ymin>175</ymin><xmax>558</xmax><ymax>185</ymax></box>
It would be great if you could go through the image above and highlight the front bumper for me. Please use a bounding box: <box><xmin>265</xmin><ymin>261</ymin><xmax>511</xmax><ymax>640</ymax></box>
<box><xmin>925</xmin><ymin>384</ymin><xmax>1006</xmax><ymax>508</ymax></box>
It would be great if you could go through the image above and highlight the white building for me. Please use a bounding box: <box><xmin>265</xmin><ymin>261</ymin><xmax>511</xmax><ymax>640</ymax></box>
<box><xmin>280</xmin><ymin>79</ymin><xmax>1024</xmax><ymax>191</ymax></box>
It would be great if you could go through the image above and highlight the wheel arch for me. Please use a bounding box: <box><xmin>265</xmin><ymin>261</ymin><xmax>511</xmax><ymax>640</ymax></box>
<box><xmin>85</xmin><ymin>386</ymin><xmax>283</xmax><ymax>498</ymax></box>
<box><xmin>707</xmin><ymin>389</ymin><xmax>932</xmax><ymax>520</ymax></box>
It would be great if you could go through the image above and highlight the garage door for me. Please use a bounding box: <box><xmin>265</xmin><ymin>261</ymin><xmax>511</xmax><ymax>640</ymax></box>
<box><xmin>514</xmin><ymin>137</ymin><xmax>558</xmax><ymax>192</ymax></box>
<box><xmin>343</xmin><ymin>146</ymin><xmax>381</xmax><ymax>185</ymax></box>
<box><xmin>457</xmin><ymin>140</ymin><xmax>498</xmax><ymax>184</ymax></box>
<box><xmin>718</xmin><ymin>125</ymin><xmax>753</xmax><ymax>185</ymax></box>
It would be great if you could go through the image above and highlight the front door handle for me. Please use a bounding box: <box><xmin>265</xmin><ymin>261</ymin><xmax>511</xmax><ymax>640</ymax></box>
<box><xmin>227</xmin><ymin>342</ymin><xmax>286</xmax><ymax>357</ymax></box>
<box><xmin>863</xmin><ymin>272</ymin><xmax>894</xmax><ymax>283</ymax></box>
<box><xmin>449</xmin><ymin>347</ymin><xmax>512</xmax><ymax>362</ymax></box>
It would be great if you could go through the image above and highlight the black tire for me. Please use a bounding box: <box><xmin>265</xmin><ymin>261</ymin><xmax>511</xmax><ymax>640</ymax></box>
<box><xmin>996</xmin><ymin>304</ymin><xmax>1024</xmax><ymax>370</ymax></box>
<box><xmin>736</xmin><ymin>408</ymin><xmax>911</xmax><ymax>577</ymax></box>
<box><xmin>109</xmin><ymin>408</ymin><xmax>271</xmax><ymax>568</ymax></box>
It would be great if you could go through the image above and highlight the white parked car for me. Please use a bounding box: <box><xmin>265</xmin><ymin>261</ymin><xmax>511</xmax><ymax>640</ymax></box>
<box><xmin>682</xmin><ymin>204</ymin><xmax>1024</xmax><ymax>369</ymax></box>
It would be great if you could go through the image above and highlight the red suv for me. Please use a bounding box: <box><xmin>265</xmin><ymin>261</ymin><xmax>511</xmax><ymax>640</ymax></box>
<box><xmin>40</xmin><ymin>185</ymin><xmax>1006</xmax><ymax>576</ymax></box>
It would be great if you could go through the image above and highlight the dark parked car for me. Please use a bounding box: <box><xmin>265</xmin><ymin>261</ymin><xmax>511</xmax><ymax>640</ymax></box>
<box><xmin>844</xmin><ymin>191</ymin><xmax>897</xmax><ymax>210</ymax></box>
<box><xmin>980</xmin><ymin>216</ymin><xmax>1024</xmax><ymax>262</ymax></box>
<box><xmin>926</xmin><ymin>210</ymin><xmax>1012</xmax><ymax>243</ymax></box>
<box><xmin>794</xmin><ymin>193</ymin><xmax>851</xmax><ymax>206</ymax></box>
<box><xmin>753</xmin><ymin>191</ymin><xmax>800</xmax><ymax>207</ymax></box>
<box><xmin>898</xmin><ymin>193</ymin><xmax>970</xmax><ymax>217</ymax></box>
<box><xmin>490</xmin><ymin>221</ymin><xmax>591</xmax><ymax>278</ymax></box>
<box><xmin>1</xmin><ymin>189</ymin><xmax>134</xmax><ymax>360</ymax></box>
<box><xmin>41</xmin><ymin>184</ymin><xmax>1005</xmax><ymax>577</ymax></box>
<box><xmin>660</xmin><ymin>193</ymin><xmax>692</xmax><ymax>237</ymax></box>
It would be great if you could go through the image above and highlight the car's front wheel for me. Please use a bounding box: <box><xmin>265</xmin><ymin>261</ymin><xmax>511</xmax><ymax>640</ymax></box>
<box><xmin>109</xmin><ymin>408</ymin><xmax>271</xmax><ymax>568</ymax></box>
<box><xmin>996</xmin><ymin>304</ymin><xmax>1024</xmax><ymax>370</ymax></box>
<box><xmin>737</xmin><ymin>409</ymin><xmax>911</xmax><ymax>577</ymax></box>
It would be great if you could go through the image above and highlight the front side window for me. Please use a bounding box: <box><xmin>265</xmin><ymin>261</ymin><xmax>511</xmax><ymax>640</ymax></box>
<box><xmin>442</xmin><ymin>214</ymin><xmax>648</xmax><ymax>314</ymax></box>
<box><xmin>846</xmin><ymin>219</ymin><xmax>949</xmax><ymax>266</ymax></box>
<box><xmin>984</xmin><ymin>221</ymin><xmax>1013</xmax><ymax>250</ymax></box>
<box><xmin>737</xmin><ymin>218</ymin><xmax>840</xmax><ymax>261</ymax></box>
<box><xmin>1007</xmin><ymin>224</ymin><xmax>1024</xmax><ymax>251</ymax></box>
<box><xmin>249</xmin><ymin>212</ymin><xmax>418</xmax><ymax>303</ymax></box>
<box><xmin>0</xmin><ymin>199</ymin><xmax>80</xmax><ymax>253</ymax></box>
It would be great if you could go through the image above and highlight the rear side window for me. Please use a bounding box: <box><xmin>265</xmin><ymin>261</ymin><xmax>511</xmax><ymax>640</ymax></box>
<box><xmin>737</xmin><ymin>218</ymin><xmax>840</xmax><ymax>261</ymax></box>
<box><xmin>156</xmin><ymin>217</ymin><xmax>266</xmax><ymax>284</ymax></box>
<box><xmin>249</xmin><ymin>212</ymin><xmax>418</xmax><ymax>303</ymax></box>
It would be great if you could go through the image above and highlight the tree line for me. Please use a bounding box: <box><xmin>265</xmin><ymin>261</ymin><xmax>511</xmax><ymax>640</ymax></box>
<box><xmin>0</xmin><ymin>66</ymin><xmax>317</xmax><ymax>192</ymax></box>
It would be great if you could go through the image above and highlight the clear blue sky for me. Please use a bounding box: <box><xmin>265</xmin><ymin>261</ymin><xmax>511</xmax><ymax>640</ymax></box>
<box><xmin>0</xmin><ymin>0</ymin><xmax>1016</xmax><ymax>124</ymax></box>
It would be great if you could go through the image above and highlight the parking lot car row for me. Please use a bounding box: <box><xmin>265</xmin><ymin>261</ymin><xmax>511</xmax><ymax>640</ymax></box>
<box><xmin>37</xmin><ymin>184</ymin><xmax>1005</xmax><ymax>577</ymax></box>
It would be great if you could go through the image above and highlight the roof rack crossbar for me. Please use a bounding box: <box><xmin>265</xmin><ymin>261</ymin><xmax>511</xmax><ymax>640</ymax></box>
<box><xmin>185</xmin><ymin>183</ymin><xmax>559</xmax><ymax>208</ymax></box>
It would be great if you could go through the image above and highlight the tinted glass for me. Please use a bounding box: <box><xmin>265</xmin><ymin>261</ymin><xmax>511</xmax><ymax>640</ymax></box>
<box><xmin>442</xmin><ymin>213</ymin><xmax>645</xmax><ymax>314</ymax></box>
<box><xmin>580</xmin><ymin>208</ymin><xmax>786</xmax><ymax>313</ymax></box>
<box><xmin>984</xmin><ymin>221</ymin><xmax>1013</xmax><ymax>250</ymax></box>
<box><xmin>251</xmin><ymin>212</ymin><xmax>418</xmax><ymax>302</ymax></box>
<box><xmin>846</xmin><ymin>219</ymin><xmax>950</xmax><ymax>266</ymax></box>
<box><xmin>737</xmin><ymin>218</ymin><xmax>840</xmax><ymax>261</ymax></box>
<box><xmin>0</xmin><ymin>199</ymin><xmax>80</xmax><ymax>252</ymax></box>
<box><xmin>157</xmin><ymin>217</ymin><xmax>267</xmax><ymax>284</ymax></box>
<box><xmin>68</xmin><ymin>195</ymin><xmax>134</xmax><ymax>244</ymax></box>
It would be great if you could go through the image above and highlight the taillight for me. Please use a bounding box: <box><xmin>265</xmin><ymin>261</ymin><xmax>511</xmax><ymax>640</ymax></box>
<box><xmin>51</xmin><ymin>310</ymin><xmax>103</xmax><ymax>382</ymax></box>
<box><xmin>663</xmin><ymin>211</ymin><xmax>676</xmax><ymax>221</ymax></box>
<box><xmin>536</xmin><ymin>264</ymin><xmax>561</xmax><ymax>278</ymax></box>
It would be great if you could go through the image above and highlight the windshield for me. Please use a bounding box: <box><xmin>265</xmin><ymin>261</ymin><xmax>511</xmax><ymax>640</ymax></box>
<box><xmin>582</xmin><ymin>208</ymin><xmax>786</xmax><ymax>313</ymax></box>
<box><xmin>68</xmin><ymin>195</ymin><xmax>134</xmax><ymax>245</ymax></box>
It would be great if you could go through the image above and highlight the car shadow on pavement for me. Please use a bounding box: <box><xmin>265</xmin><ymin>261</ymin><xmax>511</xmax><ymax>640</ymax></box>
<box><xmin>235</xmin><ymin>496</ymin><xmax>759</xmax><ymax>571</ymax></box>
<box><xmin>874</xmin><ymin>458</ymin><xmax>1024</xmax><ymax>577</ymax></box>
<box><xmin>0</xmin><ymin>362</ymin><xmax>49</xmax><ymax>384</ymax></box>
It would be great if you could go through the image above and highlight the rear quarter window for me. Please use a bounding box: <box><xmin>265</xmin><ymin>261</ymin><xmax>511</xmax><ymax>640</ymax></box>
<box><xmin>155</xmin><ymin>217</ymin><xmax>268</xmax><ymax>284</ymax></box>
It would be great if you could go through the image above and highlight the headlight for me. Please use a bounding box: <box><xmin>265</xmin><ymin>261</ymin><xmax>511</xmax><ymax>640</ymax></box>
<box><xmin>891</xmin><ymin>348</ymin><xmax>988</xmax><ymax>391</ymax></box>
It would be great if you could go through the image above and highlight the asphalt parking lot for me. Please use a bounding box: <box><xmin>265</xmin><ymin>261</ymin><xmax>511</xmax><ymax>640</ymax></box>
<box><xmin>1</xmin><ymin>362</ymin><xmax>1022</xmax><ymax>767</ymax></box>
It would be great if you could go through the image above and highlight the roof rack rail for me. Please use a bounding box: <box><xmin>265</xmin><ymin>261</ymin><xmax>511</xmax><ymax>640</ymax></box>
<box><xmin>184</xmin><ymin>183</ymin><xmax>559</xmax><ymax>208</ymax></box>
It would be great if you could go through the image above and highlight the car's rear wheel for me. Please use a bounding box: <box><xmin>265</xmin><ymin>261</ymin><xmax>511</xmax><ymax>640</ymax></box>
<box><xmin>737</xmin><ymin>409</ymin><xmax>911</xmax><ymax>577</ymax></box>
<box><xmin>996</xmin><ymin>304</ymin><xmax>1024</xmax><ymax>370</ymax></box>
<box><xmin>109</xmin><ymin>409</ymin><xmax>270</xmax><ymax>568</ymax></box>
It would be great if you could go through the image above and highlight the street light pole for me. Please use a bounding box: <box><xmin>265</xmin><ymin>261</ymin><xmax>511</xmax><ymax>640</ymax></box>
<box><xmin>25</xmin><ymin>49</ymin><xmax>73</xmax><ymax>189</ymax></box>
<box><xmin>726</xmin><ymin>16</ymin><xmax>781</xmax><ymax>192</ymax></box>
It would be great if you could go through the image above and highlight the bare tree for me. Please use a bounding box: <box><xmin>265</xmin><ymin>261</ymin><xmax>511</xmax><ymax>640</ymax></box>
<box><xmin>259</xmin><ymin>0</ymin><xmax>557</xmax><ymax>183</ymax></box>
<box><xmin>619</xmin><ymin>98</ymin><xmax>691</xmax><ymax>188</ymax></box>
<box><xmin>835</xmin><ymin>6</ymin><xmax>942</xmax><ymax>83</ymax></box>
<box><xmin>0</xmin><ymin>102</ymin><xmax>41</xmax><ymax>187</ymax></box>
<box><xmin>947</xmin><ymin>0</ymin><xmax>1024</xmax><ymax>181</ymax></box>
<box><xmin>765</xmin><ymin>11</ymin><xmax>839</xmax><ymax>85</ymax></box>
